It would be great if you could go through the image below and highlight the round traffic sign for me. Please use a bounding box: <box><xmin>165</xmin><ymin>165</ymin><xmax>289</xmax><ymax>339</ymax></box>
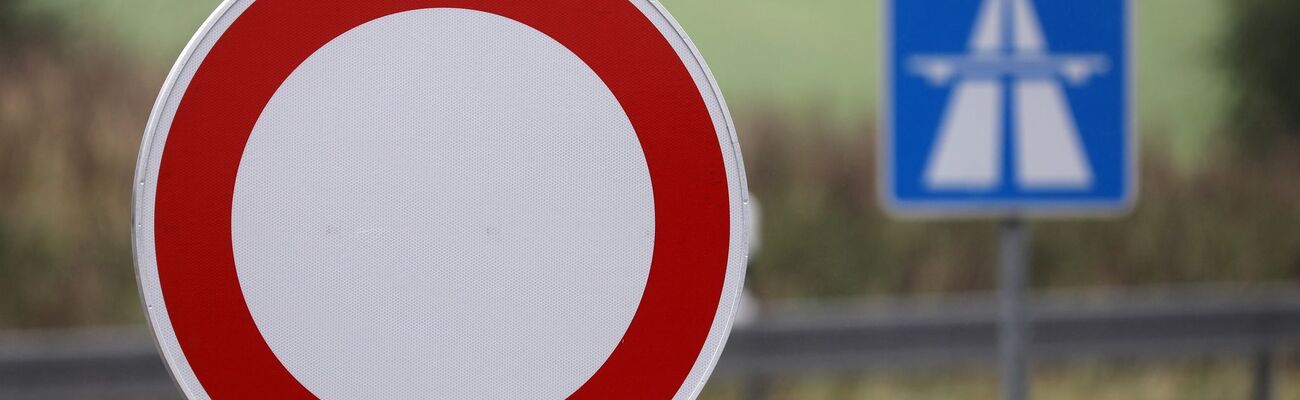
<box><xmin>132</xmin><ymin>1</ymin><xmax>748</xmax><ymax>399</ymax></box>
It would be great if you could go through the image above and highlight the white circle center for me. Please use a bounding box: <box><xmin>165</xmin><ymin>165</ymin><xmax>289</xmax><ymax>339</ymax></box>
<box><xmin>230</xmin><ymin>9</ymin><xmax>654</xmax><ymax>399</ymax></box>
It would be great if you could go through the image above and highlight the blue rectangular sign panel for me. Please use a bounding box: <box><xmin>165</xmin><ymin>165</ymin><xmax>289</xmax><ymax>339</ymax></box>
<box><xmin>882</xmin><ymin>0</ymin><xmax>1134</xmax><ymax>216</ymax></box>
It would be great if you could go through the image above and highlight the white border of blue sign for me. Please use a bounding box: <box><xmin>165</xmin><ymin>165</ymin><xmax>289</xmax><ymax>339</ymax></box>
<box><xmin>878</xmin><ymin>0</ymin><xmax>1138</xmax><ymax>219</ymax></box>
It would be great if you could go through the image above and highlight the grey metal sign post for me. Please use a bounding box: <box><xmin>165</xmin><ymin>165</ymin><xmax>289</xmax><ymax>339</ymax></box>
<box><xmin>999</xmin><ymin>218</ymin><xmax>1028</xmax><ymax>400</ymax></box>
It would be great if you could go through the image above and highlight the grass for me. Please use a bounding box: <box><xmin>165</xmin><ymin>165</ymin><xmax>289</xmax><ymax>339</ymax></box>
<box><xmin>27</xmin><ymin>0</ymin><xmax>1231</xmax><ymax>164</ymax></box>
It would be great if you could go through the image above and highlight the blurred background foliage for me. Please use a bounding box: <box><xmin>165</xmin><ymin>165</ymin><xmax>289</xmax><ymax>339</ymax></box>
<box><xmin>0</xmin><ymin>0</ymin><xmax>154</xmax><ymax>326</ymax></box>
<box><xmin>1224</xmin><ymin>0</ymin><xmax>1300</xmax><ymax>154</ymax></box>
<box><xmin>2</xmin><ymin>0</ymin><xmax>1299</xmax><ymax>325</ymax></box>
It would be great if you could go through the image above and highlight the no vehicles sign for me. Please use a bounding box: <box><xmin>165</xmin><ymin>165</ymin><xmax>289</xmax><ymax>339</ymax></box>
<box><xmin>132</xmin><ymin>1</ymin><xmax>749</xmax><ymax>398</ymax></box>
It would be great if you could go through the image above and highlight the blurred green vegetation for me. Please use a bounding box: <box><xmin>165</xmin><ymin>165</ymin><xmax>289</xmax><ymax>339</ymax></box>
<box><xmin>0</xmin><ymin>0</ymin><xmax>62</xmax><ymax>50</ymax></box>
<box><xmin>741</xmin><ymin>116</ymin><xmax>1300</xmax><ymax>301</ymax></box>
<box><xmin>28</xmin><ymin>0</ymin><xmax>1229</xmax><ymax>162</ymax></box>
<box><xmin>1223</xmin><ymin>0</ymin><xmax>1300</xmax><ymax>153</ymax></box>
<box><xmin>0</xmin><ymin>1</ymin><xmax>153</xmax><ymax>327</ymax></box>
<box><xmin>671</xmin><ymin>0</ymin><xmax>1230</xmax><ymax>166</ymax></box>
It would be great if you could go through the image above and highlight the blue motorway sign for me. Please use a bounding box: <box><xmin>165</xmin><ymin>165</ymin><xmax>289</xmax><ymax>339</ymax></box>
<box><xmin>882</xmin><ymin>0</ymin><xmax>1134</xmax><ymax>216</ymax></box>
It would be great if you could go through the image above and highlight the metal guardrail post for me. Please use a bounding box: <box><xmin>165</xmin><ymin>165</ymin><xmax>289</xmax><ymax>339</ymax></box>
<box><xmin>743</xmin><ymin>374</ymin><xmax>773</xmax><ymax>400</ymax></box>
<box><xmin>1253</xmin><ymin>347</ymin><xmax>1273</xmax><ymax>400</ymax></box>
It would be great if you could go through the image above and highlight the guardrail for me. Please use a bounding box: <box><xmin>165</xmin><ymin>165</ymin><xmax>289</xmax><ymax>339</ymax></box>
<box><xmin>0</xmin><ymin>327</ymin><xmax>176</xmax><ymax>400</ymax></box>
<box><xmin>2</xmin><ymin>285</ymin><xmax>1298</xmax><ymax>399</ymax></box>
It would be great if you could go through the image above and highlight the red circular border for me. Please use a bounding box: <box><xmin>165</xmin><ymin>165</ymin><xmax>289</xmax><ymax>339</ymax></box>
<box><xmin>153</xmin><ymin>1</ymin><xmax>731</xmax><ymax>398</ymax></box>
